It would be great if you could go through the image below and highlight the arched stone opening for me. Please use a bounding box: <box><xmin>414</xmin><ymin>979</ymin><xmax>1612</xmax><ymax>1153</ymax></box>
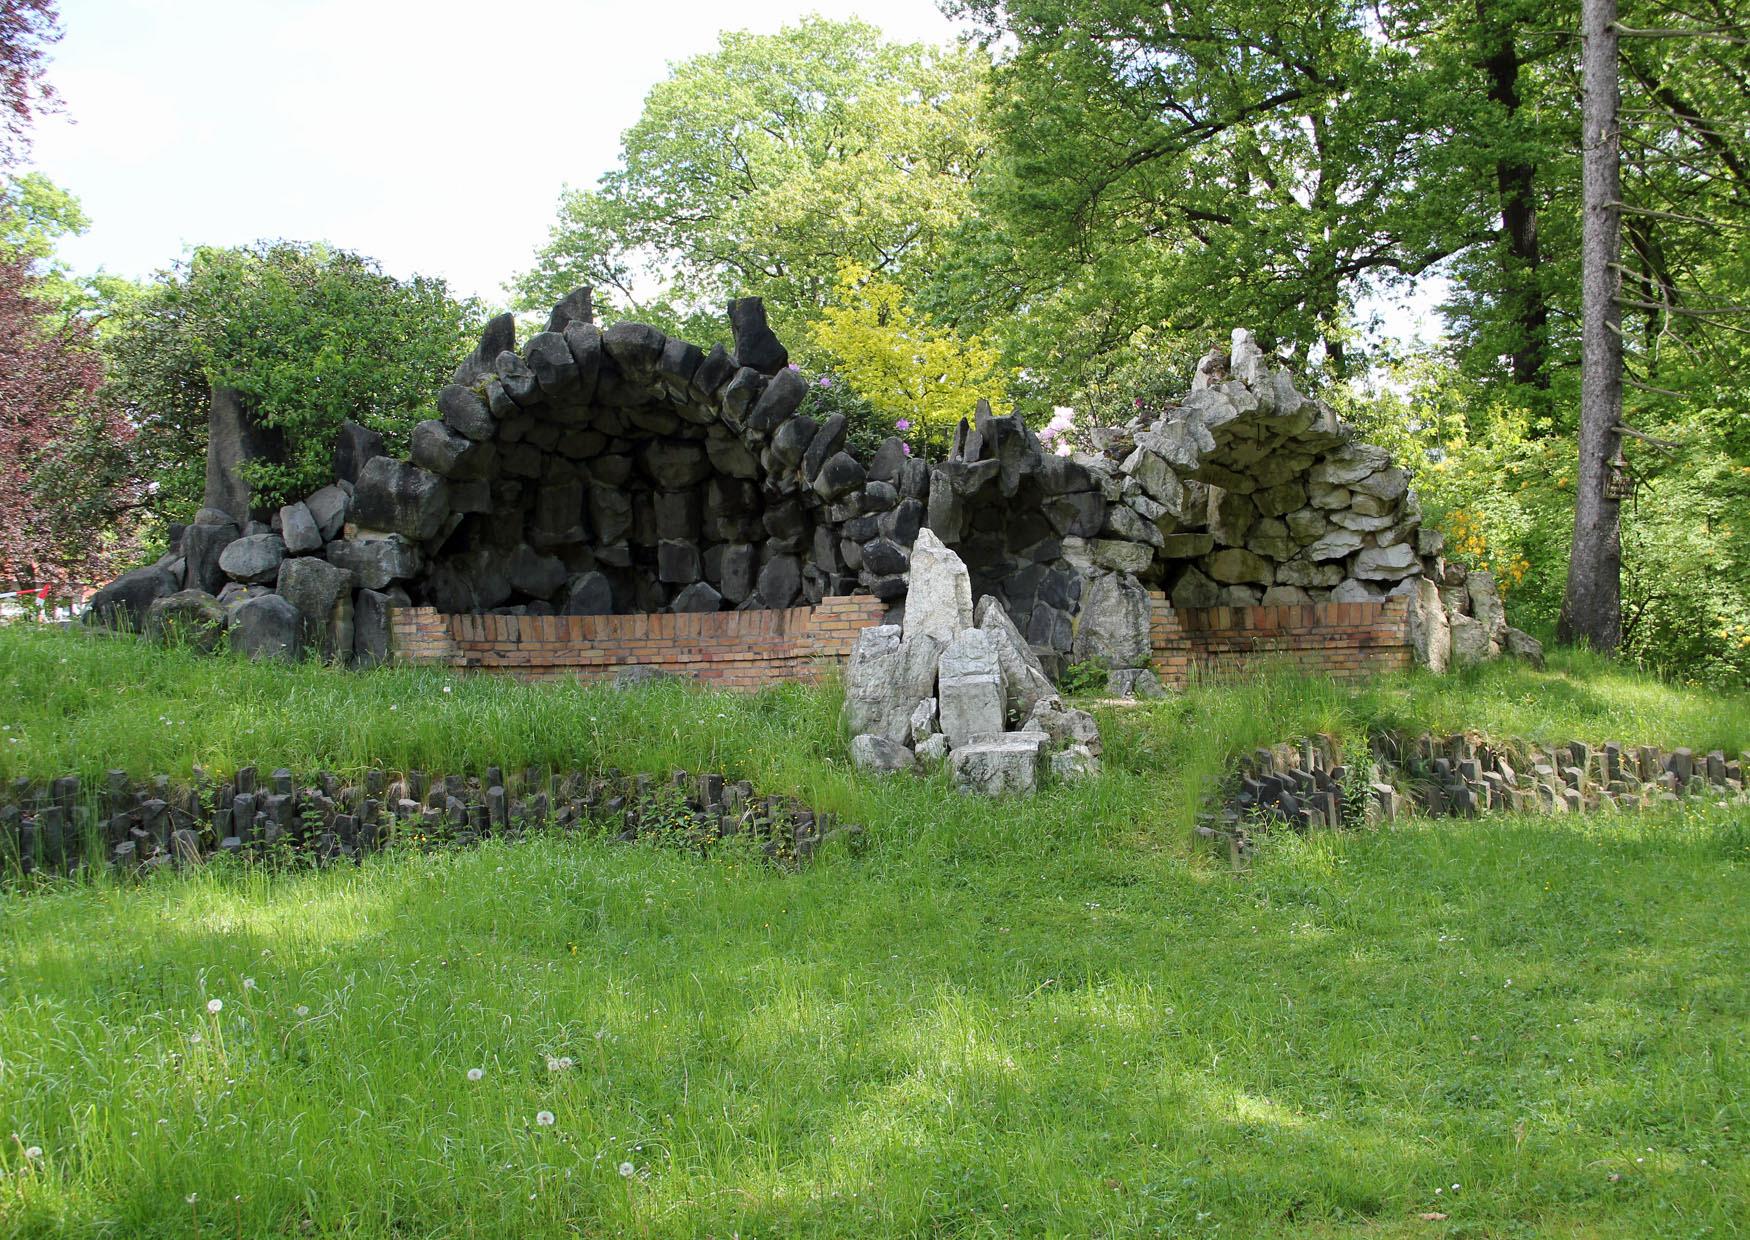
<box><xmin>366</xmin><ymin>294</ymin><xmax>931</xmax><ymax>618</ymax></box>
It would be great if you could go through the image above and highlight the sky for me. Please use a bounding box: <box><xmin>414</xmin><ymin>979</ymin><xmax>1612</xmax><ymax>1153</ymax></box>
<box><xmin>28</xmin><ymin>0</ymin><xmax>963</xmax><ymax>304</ymax></box>
<box><xmin>27</xmin><ymin>0</ymin><xmax>1442</xmax><ymax>343</ymax></box>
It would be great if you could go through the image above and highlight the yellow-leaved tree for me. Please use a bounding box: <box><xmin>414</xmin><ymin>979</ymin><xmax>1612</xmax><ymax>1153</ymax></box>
<box><xmin>810</xmin><ymin>262</ymin><xmax>1011</xmax><ymax>457</ymax></box>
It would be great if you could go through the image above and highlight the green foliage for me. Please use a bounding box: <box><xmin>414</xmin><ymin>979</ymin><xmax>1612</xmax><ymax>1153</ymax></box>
<box><xmin>513</xmin><ymin>17</ymin><xmax>989</xmax><ymax>348</ymax></box>
<box><xmin>4</xmin><ymin>624</ymin><xmax>1745</xmax><ymax>825</ymax></box>
<box><xmin>951</xmin><ymin>0</ymin><xmax>1479</xmax><ymax>384</ymax></box>
<box><xmin>810</xmin><ymin>263</ymin><xmax>1012</xmax><ymax>456</ymax></box>
<box><xmin>798</xmin><ymin>369</ymin><xmax>890</xmax><ymax>463</ymax></box>
<box><xmin>1057</xmin><ymin>657</ymin><xmax>1109</xmax><ymax>698</ymax></box>
<box><xmin>1338</xmin><ymin>360</ymin><xmax>1750</xmax><ymax>687</ymax></box>
<box><xmin>1051</xmin><ymin>323</ymin><xmax>1207</xmax><ymax>434</ymax></box>
<box><xmin>97</xmin><ymin>241</ymin><xmax>483</xmax><ymax>519</ymax></box>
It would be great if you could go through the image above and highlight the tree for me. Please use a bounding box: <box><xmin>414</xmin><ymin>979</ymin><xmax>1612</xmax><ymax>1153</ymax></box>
<box><xmin>950</xmin><ymin>0</ymin><xmax>1488</xmax><ymax>383</ymax></box>
<box><xmin>1558</xmin><ymin>0</ymin><xmax>1625</xmax><ymax>651</ymax></box>
<box><xmin>513</xmin><ymin>17</ymin><xmax>989</xmax><ymax>349</ymax></box>
<box><xmin>98</xmin><ymin>242</ymin><xmax>483</xmax><ymax>519</ymax></box>
<box><xmin>0</xmin><ymin>2</ymin><xmax>144</xmax><ymax>590</ymax></box>
<box><xmin>0</xmin><ymin>249</ymin><xmax>136</xmax><ymax>590</ymax></box>
<box><xmin>811</xmin><ymin>262</ymin><xmax>1010</xmax><ymax>456</ymax></box>
<box><xmin>0</xmin><ymin>0</ymin><xmax>60</xmax><ymax>167</ymax></box>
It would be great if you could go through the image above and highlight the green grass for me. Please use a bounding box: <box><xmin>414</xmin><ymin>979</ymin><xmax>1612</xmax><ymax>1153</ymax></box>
<box><xmin>1</xmin><ymin>623</ymin><xmax>1747</xmax><ymax>1236</ymax></box>
<box><xmin>2</xmin><ymin>808</ymin><xmax>1745</xmax><ymax>1237</ymax></box>
<box><xmin>2</xmin><ymin>625</ymin><xmax>1746</xmax><ymax>844</ymax></box>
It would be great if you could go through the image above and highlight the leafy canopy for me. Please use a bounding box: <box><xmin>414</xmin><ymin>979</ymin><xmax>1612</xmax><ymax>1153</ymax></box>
<box><xmin>98</xmin><ymin>241</ymin><xmax>482</xmax><ymax>517</ymax></box>
<box><xmin>513</xmin><ymin>17</ymin><xmax>989</xmax><ymax>349</ymax></box>
<box><xmin>811</xmin><ymin>262</ymin><xmax>1010</xmax><ymax>457</ymax></box>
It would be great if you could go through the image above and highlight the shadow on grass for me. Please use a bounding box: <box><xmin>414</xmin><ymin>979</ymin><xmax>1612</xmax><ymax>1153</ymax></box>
<box><xmin>3</xmin><ymin>804</ymin><xmax>1744</xmax><ymax>1238</ymax></box>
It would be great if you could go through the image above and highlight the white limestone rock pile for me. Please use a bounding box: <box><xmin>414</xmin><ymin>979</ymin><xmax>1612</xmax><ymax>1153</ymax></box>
<box><xmin>844</xmin><ymin>530</ymin><xmax>1101</xmax><ymax>796</ymax></box>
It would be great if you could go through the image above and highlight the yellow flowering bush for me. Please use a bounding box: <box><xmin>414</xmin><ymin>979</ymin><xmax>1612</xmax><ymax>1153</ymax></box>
<box><xmin>810</xmin><ymin>262</ymin><xmax>1012</xmax><ymax>457</ymax></box>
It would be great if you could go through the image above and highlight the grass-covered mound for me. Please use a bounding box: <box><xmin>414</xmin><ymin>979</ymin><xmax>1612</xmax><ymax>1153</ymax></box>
<box><xmin>3</xmin><ymin>622</ymin><xmax>1747</xmax><ymax>841</ymax></box>
<box><xmin>0</xmin><ymin>624</ymin><xmax>1746</xmax><ymax>1235</ymax></box>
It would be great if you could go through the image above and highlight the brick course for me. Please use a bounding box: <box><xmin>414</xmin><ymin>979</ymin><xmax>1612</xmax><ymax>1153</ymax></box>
<box><xmin>390</xmin><ymin>592</ymin><xmax>1412</xmax><ymax>690</ymax></box>
<box><xmin>1150</xmin><ymin>592</ymin><xmax>1413</xmax><ymax>688</ymax></box>
<box><xmin>387</xmin><ymin>595</ymin><xmax>888</xmax><ymax>688</ymax></box>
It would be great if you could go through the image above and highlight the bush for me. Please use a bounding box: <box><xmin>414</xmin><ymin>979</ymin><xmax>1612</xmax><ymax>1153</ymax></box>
<box><xmin>798</xmin><ymin>368</ymin><xmax>901</xmax><ymax>464</ymax></box>
<box><xmin>98</xmin><ymin>241</ymin><xmax>484</xmax><ymax>520</ymax></box>
<box><xmin>1339</xmin><ymin>357</ymin><xmax>1750</xmax><ymax>687</ymax></box>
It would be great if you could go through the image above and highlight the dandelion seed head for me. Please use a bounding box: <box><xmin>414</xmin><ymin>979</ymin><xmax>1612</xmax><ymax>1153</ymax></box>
<box><xmin>467</xmin><ymin>1068</ymin><xmax>484</xmax><ymax>1081</ymax></box>
<box><xmin>206</xmin><ymin>999</ymin><xmax>223</xmax><ymax>1014</ymax></box>
<box><xmin>619</xmin><ymin>1161</ymin><xmax>635</xmax><ymax>1177</ymax></box>
<box><xmin>536</xmin><ymin>1111</ymin><xmax>556</xmax><ymax>1127</ymax></box>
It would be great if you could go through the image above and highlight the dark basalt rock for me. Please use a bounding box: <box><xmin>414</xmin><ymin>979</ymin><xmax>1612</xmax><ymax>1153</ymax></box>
<box><xmin>144</xmin><ymin>589</ymin><xmax>227</xmax><ymax>653</ymax></box>
<box><xmin>332</xmin><ymin>421</ymin><xmax>384</xmax><ymax>486</ymax></box>
<box><xmin>438</xmin><ymin>384</ymin><xmax>495</xmax><ymax>442</ymax></box>
<box><xmin>493</xmin><ymin>350</ymin><xmax>542</xmax><ymax>407</ymax></box>
<box><xmin>353</xmin><ymin>588</ymin><xmax>393</xmax><ymax>668</ymax></box>
<box><xmin>218</xmin><ymin>534</ymin><xmax>287</xmax><ymax>585</ymax></box>
<box><xmin>671</xmin><ymin>581</ymin><xmax>722</xmax><ymax>613</ymax></box>
<box><xmin>524</xmin><ymin>331</ymin><xmax>579</xmax><ymax>401</ymax></box>
<box><xmin>228</xmin><ymin>592</ymin><xmax>302</xmax><ymax>662</ymax></box>
<box><xmin>546</xmin><ymin>287</ymin><xmax>594</xmax><ymax>333</ymax></box>
<box><xmin>728</xmin><ymin>296</ymin><xmax>788</xmax><ymax>374</ymax></box>
<box><xmin>563</xmin><ymin>321</ymin><xmax>603</xmax><ymax>405</ymax></box>
<box><xmin>812</xmin><ymin>452</ymin><xmax>865</xmax><ymax>502</ymax></box>
<box><xmin>602</xmin><ymin>322</ymin><xmax>667</xmax><ymax>383</ymax></box>
<box><xmin>756</xmin><ymin>554</ymin><xmax>802</xmax><ymax>610</ymax></box>
<box><xmin>746</xmin><ymin>366</ymin><xmax>806</xmax><ymax>435</ymax></box>
<box><xmin>561</xmin><ymin>571</ymin><xmax>614</xmax><ymax>615</ymax></box>
<box><xmin>350</xmin><ymin>458</ymin><xmax>450</xmax><ymax>541</ymax></box>
<box><xmin>181</xmin><ymin>519</ymin><xmax>240</xmax><ymax>595</ymax></box>
<box><xmin>325</xmin><ymin>536</ymin><xmax>421</xmax><ymax>591</ymax></box>
<box><xmin>276</xmin><ymin>557</ymin><xmax>355</xmax><ymax>661</ymax></box>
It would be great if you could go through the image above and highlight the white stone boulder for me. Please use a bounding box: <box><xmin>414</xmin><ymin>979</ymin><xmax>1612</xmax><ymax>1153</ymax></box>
<box><xmin>903</xmin><ymin>528</ymin><xmax>973</xmax><ymax>644</ymax></box>
<box><xmin>1467</xmin><ymin>569</ymin><xmax>1507</xmax><ymax>647</ymax></box>
<box><xmin>914</xmin><ymin>733</ymin><xmax>950</xmax><ymax>766</ymax></box>
<box><xmin>842</xmin><ymin>625</ymin><xmax>943</xmax><ymax>744</ymax></box>
<box><xmin>1071</xmin><ymin>570</ymin><xmax>1153</xmax><ymax>669</ymax></box>
<box><xmin>1398</xmin><ymin>577</ymin><xmax>1451</xmax><ymax>673</ymax></box>
<box><xmin>950</xmin><ymin>734</ymin><xmax>1041</xmax><ymax>797</ymax></box>
<box><xmin>851</xmin><ymin>734</ymin><xmax>916</xmax><ymax>775</ymax></box>
<box><xmin>938</xmin><ymin>628</ymin><xmax>1006</xmax><ymax>749</ymax></box>
<box><xmin>1050</xmin><ymin>743</ymin><xmax>1101</xmax><ymax>781</ymax></box>
<box><xmin>974</xmin><ymin>595</ymin><xmax>1056</xmax><ymax>722</ymax></box>
<box><xmin>1449</xmin><ymin>613</ymin><xmax>1492</xmax><ymax>667</ymax></box>
<box><xmin>1023</xmin><ymin>698</ymin><xmax>1103</xmax><ymax>756</ymax></box>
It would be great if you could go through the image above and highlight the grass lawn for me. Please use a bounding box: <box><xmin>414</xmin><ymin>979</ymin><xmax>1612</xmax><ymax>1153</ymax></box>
<box><xmin>0</xmin><ymin>625</ymin><xmax>1746</xmax><ymax>1236</ymax></box>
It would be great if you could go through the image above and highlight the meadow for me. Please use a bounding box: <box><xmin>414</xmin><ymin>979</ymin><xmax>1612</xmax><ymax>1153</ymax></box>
<box><xmin>0</xmin><ymin>624</ymin><xmax>1746</xmax><ymax>1237</ymax></box>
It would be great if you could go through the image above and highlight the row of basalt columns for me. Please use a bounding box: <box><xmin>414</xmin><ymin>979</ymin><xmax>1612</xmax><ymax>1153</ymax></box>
<box><xmin>1199</xmin><ymin>731</ymin><xmax>1750</xmax><ymax>865</ymax></box>
<box><xmin>0</xmin><ymin>764</ymin><xmax>865</xmax><ymax>881</ymax></box>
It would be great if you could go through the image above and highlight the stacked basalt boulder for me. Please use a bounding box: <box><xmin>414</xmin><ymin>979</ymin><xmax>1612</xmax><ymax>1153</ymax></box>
<box><xmin>88</xmin><ymin>430</ymin><xmax>391</xmax><ymax>666</ymax></box>
<box><xmin>843</xmin><ymin>531</ymin><xmax>1101</xmax><ymax>796</ymax></box>
<box><xmin>84</xmin><ymin>295</ymin><xmax>930</xmax><ymax>663</ymax></box>
<box><xmin>86</xmin><ymin>290</ymin><xmax>1536</xmax><ymax>680</ymax></box>
<box><xmin>922</xmin><ymin>328</ymin><xmax>1543</xmax><ymax>682</ymax></box>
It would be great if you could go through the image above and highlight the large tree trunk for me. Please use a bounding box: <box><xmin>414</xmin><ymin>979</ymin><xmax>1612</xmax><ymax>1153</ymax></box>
<box><xmin>1557</xmin><ymin>0</ymin><xmax>1623</xmax><ymax>652</ymax></box>
<box><xmin>1477</xmin><ymin>4</ymin><xmax>1550</xmax><ymax>391</ymax></box>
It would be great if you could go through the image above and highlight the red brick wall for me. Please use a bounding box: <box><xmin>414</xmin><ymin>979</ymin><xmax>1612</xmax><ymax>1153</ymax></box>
<box><xmin>387</xmin><ymin>594</ymin><xmax>888</xmax><ymax>688</ymax></box>
<box><xmin>1150</xmin><ymin>592</ymin><xmax>1413</xmax><ymax>688</ymax></box>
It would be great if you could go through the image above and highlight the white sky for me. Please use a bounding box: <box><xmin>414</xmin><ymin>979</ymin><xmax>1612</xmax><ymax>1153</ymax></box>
<box><xmin>29</xmin><ymin>0</ymin><xmax>1441</xmax><ymax>343</ymax></box>
<box><xmin>30</xmin><ymin>0</ymin><xmax>963</xmax><ymax>305</ymax></box>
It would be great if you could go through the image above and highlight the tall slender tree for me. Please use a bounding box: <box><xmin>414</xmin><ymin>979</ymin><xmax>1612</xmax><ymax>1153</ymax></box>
<box><xmin>1558</xmin><ymin>0</ymin><xmax>1625</xmax><ymax>650</ymax></box>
